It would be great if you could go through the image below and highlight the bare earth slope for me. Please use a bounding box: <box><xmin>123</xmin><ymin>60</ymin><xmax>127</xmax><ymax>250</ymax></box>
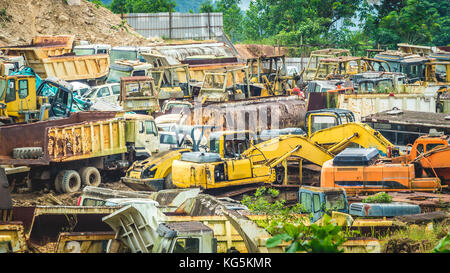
<box><xmin>0</xmin><ymin>0</ymin><xmax>160</xmax><ymax>46</ymax></box>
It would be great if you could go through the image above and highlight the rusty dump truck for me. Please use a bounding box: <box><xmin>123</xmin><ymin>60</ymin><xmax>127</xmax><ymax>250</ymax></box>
<box><xmin>0</xmin><ymin>35</ymin><xmax>110</xmax><ymax>85</ymax></box>
<box><xmin>0</xmin><ymin>111</ymin><xmax>160</xmax><ymax>193</ymax></box>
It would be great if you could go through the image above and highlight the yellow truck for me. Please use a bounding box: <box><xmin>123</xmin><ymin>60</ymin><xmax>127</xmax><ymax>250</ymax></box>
<box><xmin>0</xmin><ymin>111</ymin><xmax>160</xmax><ymax>193</ymax></box>
<box><xmin>1</xmin><ymin>35</ymin><xmax>110</xmax><ymax>85</ymax></box>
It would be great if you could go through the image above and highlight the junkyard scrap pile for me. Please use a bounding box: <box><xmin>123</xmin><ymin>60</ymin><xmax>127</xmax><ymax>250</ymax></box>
<box><xmin>0</xmin><ymin>0</ymin><xmax>449</xmax><ymax>254</ymax></box>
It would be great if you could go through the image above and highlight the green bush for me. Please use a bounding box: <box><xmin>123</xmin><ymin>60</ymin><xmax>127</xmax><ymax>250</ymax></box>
<box><xmin>362</xmin><ymin>192</ymin><xmax>392</xmax><ymax>203</ymax></box>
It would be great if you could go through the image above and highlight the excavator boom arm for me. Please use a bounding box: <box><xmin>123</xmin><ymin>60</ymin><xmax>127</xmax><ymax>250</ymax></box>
<box><xmin>309</xmin><ymin>123</ymin><xmax>396</xmax><ymax>156</ymax></box>
<box><xmin>242</xmin><ymin>135</ymin><xmax>334</xmax><ymax>167</ymax></box>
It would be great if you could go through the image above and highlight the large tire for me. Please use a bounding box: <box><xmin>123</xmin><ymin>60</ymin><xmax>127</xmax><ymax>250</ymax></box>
<box><xmin>54</xmin><ymin>171</ymin><xmax>65</xmax><ymax>193</ymax></box>
<box><xmin>164</xmin><ymin>172</ymin><xmax>174</xmax><ymax>189</ymax></box>
<box><xmin>60</xmin><ymin>170</ymin><xmax>81</xmax><ymax>193</ymax></box>
<box><xmin>79</xmin><ymin>167</ymin><xmax>101</xmax><ymax>187</ymax></box>
<box><xmin>13</xmin><ymin>147</ymin><xmax>43</xmax><ymax>159</ymax></box>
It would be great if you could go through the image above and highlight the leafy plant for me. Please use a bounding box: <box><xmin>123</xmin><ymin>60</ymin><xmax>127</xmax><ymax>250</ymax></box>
<box><xmin>241</xmin><ymin>187</ymin><xmax>306</xmax><ymax>234</ymax></box>
<box><xmin>362</xmin><ymin>192</ymin><xmax>392</xmax><ymax>203</ymax></box>
<box><xmin>266</xmin><ymin>214</ymin><xmax>346</xmax><ymax>253</ymax></box>
<box><xmin>433</xmin><ymin>234</ymin><xmax>450</xmax><ymax>253</ymax></box>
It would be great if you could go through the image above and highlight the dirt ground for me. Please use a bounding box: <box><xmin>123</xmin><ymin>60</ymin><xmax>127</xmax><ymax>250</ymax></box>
<box><xmin>11</xmin><ymin>180</ymin><xmax>133</xmax><ymax>206</ymax></box>
<box><xmin>0</xmin><ymin>0</ymin><xmax>162</xmax><ymax>47</ymax></box>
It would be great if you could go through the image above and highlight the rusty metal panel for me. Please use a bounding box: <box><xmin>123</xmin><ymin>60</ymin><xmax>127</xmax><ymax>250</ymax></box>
<box><xmin>55</xmin><ymin>231</ymin><xmax>115</xmax><ymax>253</ymax></box>
<box><xmin>47</xmin><ymin>118</ymin><xmax>127</xmax><ymax>162</ymax></box>
<box><xmin>0</xmin><ymin>111</ymin><xmax>121</xmax><ymax>165</ymax></box>
<box><xmin>192</xmin><ymin>96</ymin><xmax>307</xmax><ymax>132</ymax></box>
<box><xmin>12</xmin><ymin>206</ymin><xmax>118</xmax><ymax>245</ymax></box>
<box><xmin>0</xmin><ymin>221</ymin><xmax>28</xmax><ymax>253</ymax></box>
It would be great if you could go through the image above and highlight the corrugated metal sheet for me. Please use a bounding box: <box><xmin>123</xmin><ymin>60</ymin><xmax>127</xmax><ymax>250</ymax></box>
<box><xmin>126</xmin><ymin>12</ymin><xmax>224</xmax><ymax>40</ymax></box>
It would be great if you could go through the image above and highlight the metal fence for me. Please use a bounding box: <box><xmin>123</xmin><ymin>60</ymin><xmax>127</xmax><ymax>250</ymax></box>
<box><xmin>125</xmin><ymin>12</ymin><xmax>224</xmax><ymax>40</ymax></box>
<box><xmin>286</xmin><ymin>57</ymin><xmax>315</xmax><ymax>72</ymax></box>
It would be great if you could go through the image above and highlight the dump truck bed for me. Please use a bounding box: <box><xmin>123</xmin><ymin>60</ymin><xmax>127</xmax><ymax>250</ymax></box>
<box><xmin>0</xmin><ymin>111</ymin><xmax>126</xmax><ymax>166</ymax></box>
<box><xmin>1</xmin><ymin>36</ymin><xmax>109</xmax><ymax>82</ymax></box>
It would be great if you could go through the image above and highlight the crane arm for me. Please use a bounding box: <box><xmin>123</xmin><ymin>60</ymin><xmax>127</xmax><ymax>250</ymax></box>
<box><xmin>309</xmin><ymin>123</ymin><xmax>397</xmax><ymax>156</ymax></box>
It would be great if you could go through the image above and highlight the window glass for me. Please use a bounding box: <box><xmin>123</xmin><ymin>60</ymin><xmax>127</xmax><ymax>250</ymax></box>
<box><xmin>0</xmin><ymin>79</ymin><xmax>6</xmax><ymax>100</ymax></box>
<box><xmin>139</xmin><ymin>121</ymin><xmax>145</xmax><ymax>134</ymax></box>
<box><xmin>172</xmin><ymin>238</ymin><xmax>200</xmax><ymax>253</ymax></box>
<box><xmin>18</xmin><ymin>80</ymin><xmax>28</xmax><ymax>99</ymax></box>
<box><xmin>310</xmin><ymin>115</ymin><xmax>338</xmax><ymax>134</ymax></box>
<box><xmin>111</xmin><ymin>84</ymin><xmax>121</xmax><ymax>95</ymax></box>
<box><xmin>145</xmin><ymin>120</ymin><xmax>156</xmax><ymax>135</ymax></box>
<box><xmin>367</xmin><ymin>82</ymin><xmax>374</xmax><ymax>92</ymax></box>
<box><xmin>300</xmin><ymin>192</ymin><xmax>312</xmax><ymax>213</ymax></box>
<box><xmin>160</xmin><ymin>134</ymin><xmax>177</xmax><ymax>144</ymax></box>
<box><xmin>416</xmin><ymin>144</ymin><xmax>424</xmax><ymax>154</ymax></box>
<box><xmin>313</xmin><ymin>194</ymin><xmax>321</xmax><ymax>213</ymax></box>
<box><xmin>426</xmin><ymin>143</ymin><xmax>444</xmax><ymax>152</ymax></box>
<box><xmin>132</xmin><ymin>70</ymin><xmax>145</xmax><ymax>77</ymax></box>
<box><xmin>97</xmin><ymin>87</ymin><xmax>111</xmax><ymax>98</ymax></box>
<box><xmin>210</xmin><ymin>139</ymin><xmax>220</xmax><ymax>154</ymax></box>
<box><xmin>325</xmin><ymin>192</ymin><xmax>346</xmax><ymax>211</ymax></box>
<box><xmin>5</xmin><ymin>80</ymin><xmax>15</xmax><ymax>103</ymax></box>
<box><xmin>82</xmin><ymin>198</ymin><xmax>106</xmax><ymax>206</ymax></box>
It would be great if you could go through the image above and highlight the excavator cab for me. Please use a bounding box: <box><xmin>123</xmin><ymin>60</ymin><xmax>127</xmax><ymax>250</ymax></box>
<box><xmin>0</xmin><ymin>75</ymin><xmax>42</xmax><ymax>123</ymax></box>
<box><xmin>305</xmin><ymin>109</ymin><xmax>355</xmax><ymax>136</ymax></box>
<box><xmin>209</xmin><ymin>131</ymin><xmax>257</xmax><ymax>158</ymax></box>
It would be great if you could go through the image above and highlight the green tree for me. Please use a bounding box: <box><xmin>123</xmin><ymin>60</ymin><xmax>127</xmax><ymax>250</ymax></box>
<box><xmin>109</xmin><ymin>0</ymin><xmax>176</xmax><ymax>14</ymax></box>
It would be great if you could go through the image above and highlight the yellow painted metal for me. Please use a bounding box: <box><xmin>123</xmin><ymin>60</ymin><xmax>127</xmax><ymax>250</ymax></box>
<box><xmin>0</xmin><ymin>223</ymin><xmax>28</xmax><ymax>253</ymax></box>
<box><xmin>47</xmin><ymin>118</ymin><xmax>127</xmax><ymax>162</ymax></box>
<box><xmin>55</xmin><ymin>232</ymin><xmax>115</xmax><ymax>253</ymax></box>
<box><xmin>309</xmin><ymin>122</ymin><xmax>396</xmax><ymax>156</ymax></box>
<box><xmin>172</xmin><ymin>134</ymin><xmax>334</xmax><ymax>190</ymax></box>
<box><xmin>0</xmin><ymin>75</ymin><xmax>40</xmax><ymax>123</ymax></box>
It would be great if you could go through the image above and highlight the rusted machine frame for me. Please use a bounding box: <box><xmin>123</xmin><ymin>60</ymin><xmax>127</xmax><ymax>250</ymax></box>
<box><xmin>314</xmin><ymin>57</ymin><xmax>391</xmax><ymax>80</ymax></box>
<box><xmin>0</xmin><ymin>221</ymin><xmax>28</xmax><ymax>253</ymax></box>
<box><xmin>119</xmin><ymin>76</ymin><xmax>160</xmax><ymax>113</ymax></box>
<box><xmin>55</xmin><ymin>231</ymin><xmax>116</xmax><ymax>253</ymax></box>
<box><xmin>12</xmin><ymin>206</ymin><xmax>118</xmax><ymax>245</ymax></box>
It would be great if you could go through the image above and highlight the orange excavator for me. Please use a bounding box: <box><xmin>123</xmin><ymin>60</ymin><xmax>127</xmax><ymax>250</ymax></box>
<box><xmin>320</xmin><ymin>130</ymin><xmax>450</xmax><ymax>195</ymax></box>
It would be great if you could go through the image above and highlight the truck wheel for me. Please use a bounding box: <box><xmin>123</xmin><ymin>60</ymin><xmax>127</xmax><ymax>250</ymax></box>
<box><xmin>79</xmin><ymin>167</ymin><xmax>101</xmax><ymax>187</ymax></box>
<box><xmin>54</xmin><ymin>171</ymin><xmax>65</xmax><ymax>193</ymax></box>
<box><xmin>164</xmin><ymin>172</ymin><xmax>174</xmax><ymax>189</ymax></box>
<box><xmin>61</xmin><ymin>170</ymin><xmax>82</xmax><ymax>193</ymax></box>
<box><xmin>13</xmin><ymin>147</ymin><xmax>43</xmax><ymax>159</ymax></box>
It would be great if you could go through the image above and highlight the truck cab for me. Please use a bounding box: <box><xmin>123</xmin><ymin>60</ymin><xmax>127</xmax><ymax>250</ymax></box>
<box><xmin>106</xmin><ymin>60</ymin><xmax>153</xmax><ymax>84</ymax></box>
<box><xmin>119</xmin><ymin>76</ymin><xmax>160</xmax><ymax>114</ymax></box>
<box><xmin>73</xmin><ymin>44</ymin><xmax>111</xmax><ymax>56</ymax></box>
<box><xmin>109</xmin><ymin>46</ymin><xmax>152</xmax><ymax>64</ymax></box>
<box><xmin>124</xmin><ymin>113</ymin><xmax>159</xmax><ymax>159</ymax></box>
<box><xmin>373</xmin><ymin>51</ymin><xmax>428</xmax><ymax>82</ymax></box>
<box><xmin>151</xmin><ymin>64</ymin><xmax>191</xmax><ymax>100</ymax></box>
<box><xmin>198</xmin><ymin>67</ymin><xmax>250</xmax><ymax>102</ymax></box>
<box><xmin>298</xmin><ymin>186</ymin><xmax>348</xmax><ymax>223</ymax></box>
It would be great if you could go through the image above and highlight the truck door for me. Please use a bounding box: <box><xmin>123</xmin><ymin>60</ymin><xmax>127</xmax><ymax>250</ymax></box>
<box><xmin>135</xmin><ymin>120</ymin><xmax>159</xmax><ymax>155</ymax></box>
<box><xmin>50</xmin><ymin>88</ymin><xmax>73</xmax><ymax>117</ymax></box>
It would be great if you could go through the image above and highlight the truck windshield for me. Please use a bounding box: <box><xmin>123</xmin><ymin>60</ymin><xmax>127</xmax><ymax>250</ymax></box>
<box><xmin>325</xmin><ymin>192</ymin><xmax>346</xmax><ymax>211</ymax></box>
<box><xmin>106</xmin><ymin>69</ymin><xmax>131</xmax><ymax>83</ymax></box>
<box><xmin>160</xmin><ymin>134</ymin><xmax>177</xmax><ymax>144</ymax></box>
<box><xmin>375</xmin><ymin>79</ymin><xmax>394</xmax><ymax>93</ymax></box>
<box><xmin>110</xmin><ymin>50</ymin><xmax>138</xmax><ymax>63</ymax></box>
<box><xmin>73</xmin><ymin>48</ymin><xmax>95</xmax><ymax>56</ymax></box>
<box><xmin>0</xmin><ymin>79</ymin><xmax>6</xmax><ymax>100</ymax></box>
<box><xmin>202</xmin><ymin>74</ymin><xmax>225</xmax><ymax>89</ymax></box>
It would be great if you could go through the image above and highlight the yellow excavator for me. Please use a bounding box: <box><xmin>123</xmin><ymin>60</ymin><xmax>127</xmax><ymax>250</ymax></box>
<box><xmin>122</xmin><ymin>109</ymin><xmax>399</xmax><ymax>194</ymax></box>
